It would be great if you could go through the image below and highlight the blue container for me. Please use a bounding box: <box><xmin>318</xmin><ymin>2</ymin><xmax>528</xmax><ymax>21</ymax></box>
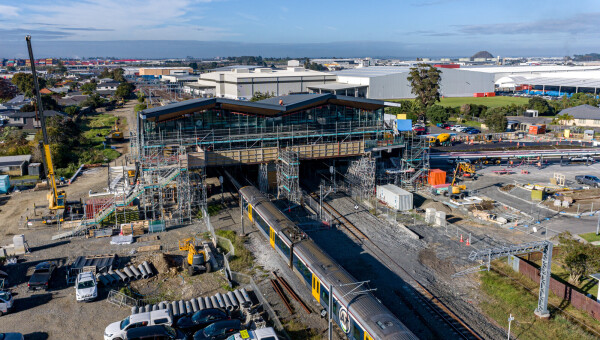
<box><xmin>0</xmin><ymin>175</ymin><xmax>10</xmax><ymax>194</ymax></box>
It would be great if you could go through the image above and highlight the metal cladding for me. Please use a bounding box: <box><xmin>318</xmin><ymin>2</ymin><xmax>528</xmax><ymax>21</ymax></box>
<box><xmin>130</xmin><ymin>265</ymin><xmax>142</xmax><ymax>279</ymax></box>
<box><xmin>142</xmin><ymin>262</ymin><xmax>154</xmax><ymax>276</ymax></box>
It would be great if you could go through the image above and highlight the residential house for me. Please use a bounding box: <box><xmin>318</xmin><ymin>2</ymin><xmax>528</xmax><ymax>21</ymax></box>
<box><xmin>57</xmin><ymin>95</ymin><xmax>89</xmax><ymax>107</ymax></box>
<box><xmin>0</xmin><ymin>155</ymin><xmax>32</xmax><ymax>176</ymax></box>
<box><xmin>39</xmin><ymin>88</ymin><xmax>53</xmax><ymax>95</ymax></box>
<box><xmin>506</xmin><ymin>116</ymin><xmax>552</xmax><ymax>132</ymax></box>
<box><xmin>558</xmin><ymin>105</ymin><xmax>600</xmax><ymax>127</ymax></box>
<box><xmin>97</xmin><ymin>82</ymin><xmax>119</xmax><ymax>91</ymax></box>
<box><xmin>4</xmin><ymin>110</ymin><xmax>67</xmax><ymax>130</ymax></box>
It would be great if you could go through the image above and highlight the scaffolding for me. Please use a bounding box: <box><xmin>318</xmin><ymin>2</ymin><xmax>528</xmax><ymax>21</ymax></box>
<box><xmin>399</xmin><ymin>135</ymin><xmax>430</xmax><ymax>191</ymax></box>
<box><xmin>346</xmin><ymin>156</ymin><xmax>376</xmax><ymax>199</ymax></box>
<box><xmin>258</xmin><ymin>163</ymin><xmax>269</xmax><ymax>193</ymax></box>
<box><xmin>277</xmin><ymin>149</ymin><xmax>300</xmax><ymax>204</ymax></box>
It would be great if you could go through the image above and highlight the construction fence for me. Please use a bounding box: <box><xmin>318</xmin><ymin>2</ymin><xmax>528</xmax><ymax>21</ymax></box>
<box><xmin>514</xmin><ymin>256</ymin><xmax>600</xmax><ymax>322</ymax></box>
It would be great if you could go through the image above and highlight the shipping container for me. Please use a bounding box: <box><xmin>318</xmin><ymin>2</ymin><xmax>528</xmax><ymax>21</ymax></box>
<box><xmin>528</xmin><ymin>124</ymin><xmax>546</xmax><ymax>135</ymax></box>
<box><xmin>428</xmin><ymin>169</ymin><xmax>447</xmax><ymax>186</ymax></box>
<box><xmin>473</xmin><ymin>93</ymin><xmax>485</xmax><ymax>97</ymax></box>
<box><xmin>484</xmin><ymin>92</ymin><xmax>496</xmax><ymax>97</ymax></box>
<box><xmin>0</xmin><ymin>175</ymin><xmax>9</xmax><ymax>194</ymax></box>
<box><xmin>376</xmin><ymin>184</ymin><xmax>413</xmax><ymax>211</ymax></box>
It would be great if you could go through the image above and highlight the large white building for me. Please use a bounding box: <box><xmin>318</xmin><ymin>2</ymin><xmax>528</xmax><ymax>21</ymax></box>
<box><xmin>332</xmin><ymin>66</ymin><xmax>495</xmax><ymax>99</ymax></box>
<box><xmin>197</xmin><ymin>66</ymin><xmax>337</xmax><ymax>100</ymax></box>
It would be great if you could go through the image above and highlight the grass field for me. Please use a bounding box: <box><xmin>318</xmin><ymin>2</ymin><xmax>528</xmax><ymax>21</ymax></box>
<box><xmin>480</xmin><ymin>263</ymin><xmax>600</xmax><ymax>340</ymax></box>
<box><xmin>579</xmin><ymin>232</ymin><xmax>600</xmax><ymax>243</ymax></box>
<box><xmin>438</xmin><ymin>96</ymin><xmax>530</xmax><ymax>108</ymax></box>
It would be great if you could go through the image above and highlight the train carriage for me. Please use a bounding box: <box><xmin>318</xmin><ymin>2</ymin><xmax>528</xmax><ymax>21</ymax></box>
<box><xmin>239</xmin><ymin>186</ymin><xmax>418</xmax><ymax>340</ymax></box>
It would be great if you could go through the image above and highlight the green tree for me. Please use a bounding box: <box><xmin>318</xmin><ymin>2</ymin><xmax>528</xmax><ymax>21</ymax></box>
<box><xmin>80</xmin><ymin>82</ymin><xmax>97</xmax><ymax>94</ymax></box>
<box><xmin>137</xmin><ymin>90</ymin><xmax>145</xmax><ymax>103</ymax></box>
<box><xmin>189</xmin><ymin>62</ymin><xmax>198</xmax><ymax>70</ymax></box>
<box><xmin>115</xmin><ymin>81</ymin><xmax>134</xmax><ymax>99</ymax></box>
<box><xmin>20</xmin><ymin>95</ymin><xmax>60</xmax><ymax>112</ymax></box>
<box><xmin>82</xmin><ymin>94</ymin><xmax>106</xmax><ymax>109</ymax></box>
<box><xmin>250</xmin><ymin>91</ymin><xmax>275</xmax><ymax>102</ymax></box>
<box><xmin>557</xmin><ymin>232</ymin><xmax>600</xmax><ymax>284</ymax></box>
<box><xmin>11</xmin><ymin>73</ymin><xmax>47</xmax><ymax>97</ymax></box>
<box><xmin>0</xmin><ymin>79</ymin><xmax>17</xmax><ymax>100</ymax></box>
<box><xmin>134</xmin><ymin>103</ymin><xmax>147</xmax><ymax>112</ymax></box>
<box><xmin>528</xmin><ymin>97</ymin><xmax>554</xmax><ymax>116</ymax></box>
<box><xmin>425</xmin><ymin>105</ymin><xmax>450</xmax><ymax>124</ymax></box>
<box><xmin>63</xmin><ymin>106</ymin><xmax>80</xmax><ymax>116</ymax></box>
<box><xmin>407</xmin><ymin>64</ymin><xmax>442</xmax><ymax>122</ymax></box>
<box><xmin>484</xmin><ymin>111</ymin><xmax>507</xmax><ymax>132</ymax></box>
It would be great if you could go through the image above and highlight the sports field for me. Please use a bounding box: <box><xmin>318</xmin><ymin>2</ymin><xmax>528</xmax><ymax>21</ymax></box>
<box><xmin>437</xmin><ymin>96</ymin><xmax>529</xmax><ymax>108</ymax></box>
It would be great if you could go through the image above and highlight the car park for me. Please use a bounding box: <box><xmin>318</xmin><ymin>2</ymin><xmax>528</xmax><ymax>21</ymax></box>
<box><xmin>176</xmin><ymin>308</ymin><xmax>230</xmax><ymax>335</ymax></box>
<box><xmin>124</xmin><ymin>325</ymin><xmax>186</xmax><ymax>340</ymax></box>
<box><xmin>193</xmin><ymin>319</ymin><xmax>242</xmax><ymax>340</ymax></box>
<box><xmin>104</xmin><ymin>310</ymin><xmax>174</xmax><ymax>340</ymax></box>
<box><xmin>28</xmin><ymin>261</ymin><xmax>56</xmax><ymax>291</ymax></box>
<box><xmin>75</xmin><ymin>271</ymin><xmax>98</xmax><ymax>302</ymax></box>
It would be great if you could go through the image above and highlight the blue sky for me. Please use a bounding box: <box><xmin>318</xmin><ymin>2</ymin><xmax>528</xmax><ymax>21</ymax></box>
<box><xmin>1</xmin><ymin>0</ymin><xmax>600</xmax><ymax>57</ymax></box>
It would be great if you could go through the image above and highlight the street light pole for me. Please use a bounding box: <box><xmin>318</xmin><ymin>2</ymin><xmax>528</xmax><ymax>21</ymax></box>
<box><xmin>507</xmin><ymin>314</ymin><xmax>514</xmax><ymax>340</ymax></box>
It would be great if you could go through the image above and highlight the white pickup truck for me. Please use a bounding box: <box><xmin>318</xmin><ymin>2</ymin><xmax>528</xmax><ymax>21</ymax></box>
<box><xmin>226</xmin><ymin>328</ymin><xmax>278</xmax><ymax>340</ymax></box>
<box><xmin>0</xmin><ymin>290</ymin><xmax>14</xmax><ymax>316</ymax></box>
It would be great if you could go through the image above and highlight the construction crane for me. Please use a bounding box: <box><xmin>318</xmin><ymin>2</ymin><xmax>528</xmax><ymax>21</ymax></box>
<box><xmin>178</xmin><ymin>237</ymin><xmax>212</xmax><ymax>275</ymax></box>
<box><xmin>26</xmin><ymin>35</ymin><xmax>66</xmax><ymax>210</ymax></box>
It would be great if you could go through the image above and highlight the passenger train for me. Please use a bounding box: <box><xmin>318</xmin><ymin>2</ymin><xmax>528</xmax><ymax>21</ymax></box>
<box><xmin>239</xmin><ymin>186</ymin><xmax>418</xmax><ymax>340</ymax></box>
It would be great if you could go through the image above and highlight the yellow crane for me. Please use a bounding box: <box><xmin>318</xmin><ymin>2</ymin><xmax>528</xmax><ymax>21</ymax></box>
<box><xmin>26</xmin><ymin>36</ymin><xmax>65</xmax><ymax>210</ymax></box>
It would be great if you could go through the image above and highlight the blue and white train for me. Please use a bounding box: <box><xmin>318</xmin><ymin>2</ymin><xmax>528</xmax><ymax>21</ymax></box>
<box><xmin>239</xmin><ymin>186</ymin><xmax>418</xmax><ymax>340</ymax></box>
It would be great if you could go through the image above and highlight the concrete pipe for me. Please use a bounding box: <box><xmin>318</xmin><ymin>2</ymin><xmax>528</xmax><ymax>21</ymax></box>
<box><xmin>191</xmin><ymin>299</ymin><xmax>199</xmax><ymax>313</ymax></box>
<box><xmin>226</xmin><ymin>292</ymin><xmax>238</xmax><ymax>307</ymax></box>
<box><xmin>123</xmin><ymin>267</ymin><xmax>135</xmax><ymax>281</ymax></box>
<box><xmin>130</xmin><ymin>265</ymin><xmax>142</xmax><ymax>279</ymax></box>
<box><xmin>97</xmin><ymin>274</ymin><xmax>110</xmax><ymax>286</ymax></box>
<box><xmin>210</xmin><ymin>296</ymin><xmax>218</xmax><ymax>310</ymax></box>
<box><xmin>171</xmin><ymin>301</ymin><xmax>179</xmax><ymax>316</ymax></box>
<box><xmin>151</xmin><ymin>304</ymin><xmax>157</xmax><ymax>312</ymax></box>
<box><xmin>115</xmin><ymin>270</ymin><xmax>129</xmax><ymax>283</ymax></box>
<box><xmin>240</xmin><ymin>288</ymin><xmax>252</xmax><ymax>305</ymax></box>
<box><xmin>233</xmin><ymin>290</ymin><xmax>246</xmax><ymax>306</ymax></box>
<box><xmin>131</xmin><ymin>306</ymin><xmax>139</xmax><ymax>315</ymax></box>
<box><xmin>142</xmin><ymin>262</ymin><xmax>154</xmax><ymax>277</ymax></box>
<box><xmin>166</xmin><ymin>303</ymin><xmax>172</xmax><ymax>315</ymax></box>
<box><xmin>214</xmin><ymin>293</ymin><xmax>224</xmax><ymax>309</ymax></box>
<box><xmin>204</xmin><ymin>296</ymin><xmax>212</xmax><ymax>309</ymax></box>
<box><xmin>222</xmin><ymin>293</ymin><xmax>233</xmax><ymax>311</ymax></box>
<box><xmin>139</xmin><ymin>305</ymin><xmax>146</xmax><ymax>313</ymax></box>
<box><xmin>197</xmin><ymin>297</ymin><xmax>205</xmax><ymax>310</ymax></box>
<box><xmin>178</xmin><ymin>300</ymin><xmax>186</xmax><ymax>315</ymax></box>
<box><xmin>110</xmin><ymin>273</ymin><xmax>122</xmax><ymax>284</ymax></box>
<box><xmin>100</xmin><ymin>273</ymin><xmax>113</xmax><ymax>285</ymax></box>
<box><xmin>185</xmin><ymin>301</ymin><xmax>192</xmax><ymax>315</ymax></box>
<box><xmin>138</xmin><ymin>264</ymin><xmax>149</xmax><ymax>279</ymax></box>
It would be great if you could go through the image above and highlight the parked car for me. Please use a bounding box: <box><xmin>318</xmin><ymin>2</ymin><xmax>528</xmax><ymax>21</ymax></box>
<box><xmin>176</xmin><ymin>308</ymin><xmax>230</xmax><ymax>335</ymax></box>
<box><xmin>445</xmin><ymin>125</ymin><xmax>453</xmax><ymax>130</ymax></box>
<box><xmin>465</xmin><ymin>128</ymin><xmax>480</xmax><ymax>134</ymax></box>
<box><xmin>193</xmin><ymin>319</ymin><xmax>242</xmax><ymax>340</ymax></box>
<box><xmin>450</xmin><ymin>125</ymin><xmax>464</xmax><ymax>131</ymax></box>
<box><xmin>413</xmin><ymin>126</ymin><xmax>427</xmax><ymax>135</ymax></box>
<box><xmin>569</xmin><ymin>156</ymin><xmax>594</xmax><ymax>163</ymax></box>
<box><xmin>0</xmin><ymin>290</ymin><xmax>14</xmax><ymax>316</ymax></box>
<box><xmin>75</xmin><ymin>271</ymin><xmax>97</xmax><ymax>302</ymax></box>
<box><xmin>436</xmin><ymin>123</ymin><xmax>450</xmax><ymax>129</ymax></box>
<box><xmin>575</xmin><ymin>175</ymin><xmax>600</xmax><ymax>187</ymax></box>
<box><xmin>124</xmin><ymin>325</ymin><xmax>186</xmax><ymax>340</ymax></box>
<box><xmin>28</xmin><ymin>262</ymin><xmax>56</xmax><ymax>291</ymax></box>
<box><xmin>0</xmin><ymin>333</ymin><xmax>24</xmax><ymax>340</ymax></box>
<box><xmin>226</xmin><ymin>327</ymin><xmax>278</xmax><ymax>340</ymax></box>
<box><xmin>104</xmin><ymin>309</ymin><xmax>174</xmax><ymax>340</ymax></box>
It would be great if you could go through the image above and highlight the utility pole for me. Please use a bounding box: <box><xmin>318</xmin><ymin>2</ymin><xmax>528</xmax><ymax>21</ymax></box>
<box><xmin>507</xmin><ymin>314</ymin><xmax>514</xmax><ymax>340</ymax></box>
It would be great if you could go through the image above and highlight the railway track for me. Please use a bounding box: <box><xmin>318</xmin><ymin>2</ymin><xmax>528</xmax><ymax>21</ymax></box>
<box><xmin>311</xmin><ymin>192</ymin><xmax>483</xmax><ymax>340</ymax></box>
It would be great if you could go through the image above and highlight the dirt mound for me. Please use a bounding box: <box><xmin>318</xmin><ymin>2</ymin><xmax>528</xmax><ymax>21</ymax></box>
<box><xmin>420</xmin><ymin>199</ymin><xmax>452</xmax><ymax>213</ymax></box>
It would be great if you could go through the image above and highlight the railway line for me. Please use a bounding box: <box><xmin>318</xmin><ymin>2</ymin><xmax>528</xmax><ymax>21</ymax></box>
<box><xmin>311</xmin><ymin>192</ymin><xmax>484</xmax><ymax>340</ymax></box>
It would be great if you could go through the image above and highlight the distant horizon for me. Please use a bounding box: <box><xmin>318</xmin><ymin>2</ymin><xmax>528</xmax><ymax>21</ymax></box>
<box><xmin>0</xmin><ymin>39</ymin><xmax>590</xmax><ymax>60</ymax></box>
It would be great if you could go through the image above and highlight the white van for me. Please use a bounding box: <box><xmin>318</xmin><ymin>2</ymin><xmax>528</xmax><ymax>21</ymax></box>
<box><xmin>104</xmin><ymin>309</ymin><xmax>173</xmax><ymax>340</ymax></box>
<box><xmin>226</xmin><ymin>328</ymin><xmax>279</xmax><ymax>340</ymax></box>
<box><xmin>75</xmin><ymin>272</ymin><xmax>97</xmax><ymax>302</ymax></box>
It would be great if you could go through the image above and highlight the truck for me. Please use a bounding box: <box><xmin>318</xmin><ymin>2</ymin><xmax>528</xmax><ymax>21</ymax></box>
<box><xmin>0</xmin><ymin>290</ymin><xmax>14</xmax><ymax>316</ymax></box>
<box><xmin>28</xmin><ymin>261</ymin><xmax>56</xmax><ymax>291</ymax></box>
<box><xmin>226</xmin><ymin>328</ymin><xmax>279</xmax><ymax>340</ymax></box>
<box><xmin>104</xmin><ymin>309</ymin><xmax>174</xmax><ymax>340</ymax></box>
<box><xmin>575</xmin><ymin>175</ymin><xmax>600</xmax><ymax>188</ymax></box>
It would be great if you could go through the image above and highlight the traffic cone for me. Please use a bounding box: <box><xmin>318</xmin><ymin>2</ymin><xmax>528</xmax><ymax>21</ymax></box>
<box><xmin>466</xmin><ymin>238</ymin><xmax>470</xmax><ymax>246</ymax></box>
<box><xmin>460</xmin><ymin>234</ymin><xmax>464</xmax><ymax>243</ymax></box>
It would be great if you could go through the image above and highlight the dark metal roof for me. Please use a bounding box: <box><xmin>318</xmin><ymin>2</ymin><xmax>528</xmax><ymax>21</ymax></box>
<box><xmin>559</xmin><ymin>104</ymin><xmax>600</xmax><ymax>119</ymax></box>
<box><xmin>140</xmin><ymin>94</ymin><xmax>385</xmax><ymax>122</ymax></box>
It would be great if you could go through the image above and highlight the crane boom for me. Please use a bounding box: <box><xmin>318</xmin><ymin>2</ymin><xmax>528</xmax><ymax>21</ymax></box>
<box><xmin>25</xmin><ymin>35</ymin><xmax>65</xmax><ymax>209</ymax></box>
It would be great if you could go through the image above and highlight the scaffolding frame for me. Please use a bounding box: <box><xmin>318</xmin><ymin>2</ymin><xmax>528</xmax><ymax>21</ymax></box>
<box><xmin>399</xmin><ymin>135</ymin><xmax>430</xmax><ymax>191</ymax></box>
<box><xmin>345</xmin><ymin>156</ymin><xmax>376</xmax><ymax>199</ymax></box>
<box><xmin>277</xmin><ymin>149</ymin><xmax>300</xmax><ymax>204</ymax></box>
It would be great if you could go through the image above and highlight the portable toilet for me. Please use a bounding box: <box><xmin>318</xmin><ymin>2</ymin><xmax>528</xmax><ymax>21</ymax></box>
<box><xmin>0</xmin><ymin>175</ymin><xmax>10</xmax><ymax>194</ymax></box>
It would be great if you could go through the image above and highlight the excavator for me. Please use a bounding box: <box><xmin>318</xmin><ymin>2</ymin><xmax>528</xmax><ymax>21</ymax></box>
<box><xmin>105</xmin><ymin>119</ymin><xmax>124</xmax><ymax>141</ymax></box>
<box><xmin>26</xmin><ymin>36</ymin><xmax>66</xmax><ymax>211</ymax></box>
<box><xmin>443</xmin><ymin>162</ymin><xmax>477</xmax><ymax>200</ymax></box>
<box><xmin>179</xmin><ymin>237</ymin><xmax>213</xmax><ymax>276</ymax></box>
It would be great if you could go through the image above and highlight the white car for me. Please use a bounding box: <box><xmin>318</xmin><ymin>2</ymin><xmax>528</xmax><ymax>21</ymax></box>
<box><xmin>0</xmin><ymin>290</ymin><xmax>14</xmax><ymax>316</ymax></box>
<box><xmin>227</xmin><ymin>327</ymin><xmax>279</xmax><ymax>340</ymax></box>
<box><xmin>450</xmin><ymin>125</ymin><xmax>464</xmax><ymax>131</ymax></box>
<box><xmin>104</xmin><ymin>309</ymin><xmax>173</xmax><ymax>340</ymax></box>
<box><xmin>75</xmin><ymin>272</ymin><xmax>97</xmax><ymax>302</ymax></box>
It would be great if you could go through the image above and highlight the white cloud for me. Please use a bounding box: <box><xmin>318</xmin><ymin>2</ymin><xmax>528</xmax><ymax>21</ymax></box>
<box><xmin>0</xmin><ymin>5</ymin><xmax>19</xmax><ymax>17</ymax></box>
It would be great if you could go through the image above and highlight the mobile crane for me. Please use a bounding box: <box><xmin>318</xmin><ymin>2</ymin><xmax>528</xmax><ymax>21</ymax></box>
<box><xmin>26</xmin><ymin>36</ymin><xmax>66</xmax><ymax>210</ymax></box>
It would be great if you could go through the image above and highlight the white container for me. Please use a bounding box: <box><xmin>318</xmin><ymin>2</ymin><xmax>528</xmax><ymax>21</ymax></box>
<box><xmin>425</xmin><ymin>208</ymin><xmax>436</xmax><ymax>224</ymax></box>
<box><xmin>434</xmin><ymin>211</ymin><xmax>446</xmax><ymax>227</ymax></box>
<box><xmin>376</xmin><ymin>184</ymin><xmax>413</xmax><ymax>211</ymax></box>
